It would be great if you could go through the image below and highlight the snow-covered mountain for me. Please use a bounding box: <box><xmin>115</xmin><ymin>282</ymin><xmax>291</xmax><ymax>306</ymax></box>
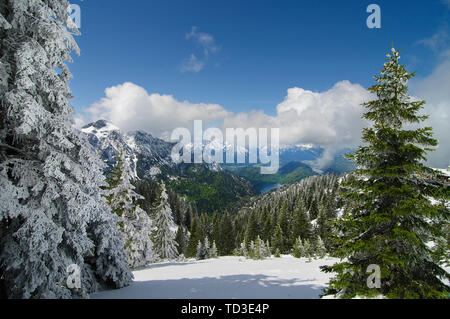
<box><xmin>82</xmin><ymin>119</ymin><xmax>177</xmax><ymax>179</ymax></box>
<box><xmin>81</xmin><ymin>120</ymin><xmax>256</xmax><ymax>213</ymax></box>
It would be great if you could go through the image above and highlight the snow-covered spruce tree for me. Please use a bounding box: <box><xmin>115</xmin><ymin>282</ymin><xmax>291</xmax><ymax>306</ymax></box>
<box><xmin>248</xmin><ymin>241</ymin><xmax>255</xmax><ymax>259</ymax></box>
<box><xmin>302</xmin><ymin>239</ymin><xmax>312</xmax><ymax>259</ymax></box>
<box><xmin>265</xmin><ymin>240</ymin><xmax>271</xmax><ymax>258</ymax></box>
<box><xmin>196</xmin><ymin>241</ymin><xmax>204</xmax><ymax>260</ymax></box>
<box><xmin>202</xmin><ymin>236</ymin><xmax>210</xmax><ymax>259</ymax></box>
<box><xmin>152</xmin><ymin>183</ymin><xmax>178</xmax><ymax>260</ymax></box>
<box><xmin>238</xmin><ymin>240</ymin><xmax>248</xmax><ymax>257</ymax></box>
<box><xmin>0</xmin><ymin>0</ymin><xmax>132</xmax><ymax>298</ymax></box>
<box><xmin>315</xmin><ymin>236</ymin><xmax>326</xmax><ymax>259</ymax></box>
<box><xmin>274</xmin><ymin>248</ymin><xmax>281</xmax><ymax>258</ymax></box>
<box><xmin>250</xmin><ymin>236</ymin><xmax>265</xmax><ymax>260</ymax></box>
<box><xmin>105</xmin><ymin>152</ymin><xmax>155</xmax><ymax>268</ymax></box>
<box><xmin>292</xmin><ymin>237</ymin><xmax>304</xmax><ymax>258</ymax></box>
<box><xmin>210</xmin><ymin>241</ymin><xmax>218</xmax><ymax>258</ymax></box>
<box><xmin>321</xmin><ymin>47</ymin><xmax>449</xmax><ymax>299</ymax></box>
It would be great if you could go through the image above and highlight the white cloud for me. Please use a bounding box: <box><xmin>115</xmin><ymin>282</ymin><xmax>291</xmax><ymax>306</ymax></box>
<box><xmin>78</xmin><ymin>75</ymin><xmax>450</xmax><ymax>169</ymax></box>
<box><xmin>181</xmin><ymin>27</ymin><xmax>219</xmax><ymax>72</ymax></box>
<box><xmin>410</xmin><ymin>55</ymin><xmax>450</xmax><ymax>168</ymax></box>
<box><xmin>417</xmin><ymin>29</ymin><xmax>449</xmax><ymax>52</ymax></box>
<box><xmin>77</xmin><ymin>81</ymin><xmax>371</xmax><ymax>171</ymax></box>
<box><xmin>223</xmin><ymin>80</ymin><xmax>372</xmax><ymax>148</ymax></box>
<box><xmin>180</xmin><ymin>54</ymin><xmax>205</xmax><ymax>73</ymax></box>
<box><xmin>77</xmin><ymin>80</ymin><xmax>370</xmax><ymax>150</ymax></box>
<box><xmin>77</xmin><ymin>82</ymin><xmax>231</xmax><ymax>138</ymax></box>
<box><xmin>442</xmin><ymin>0</ymin><xmax>450</xmax><ymax>9</ymax></box>
<box><xmin>186</xmin><ymin>26</ymin><xmax>219</xmax><ymax>57</ymax></box>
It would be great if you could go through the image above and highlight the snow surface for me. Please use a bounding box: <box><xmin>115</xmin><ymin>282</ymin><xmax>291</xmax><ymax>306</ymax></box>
<box><xmin>432</xmin><ymin>168</ymin><xmax>450</xmax><ymax>177</ymax></box>
<box><xmin>91</xmin><ymin>255</ymin><xmax>338</xmax><ymax>299</ymax></box>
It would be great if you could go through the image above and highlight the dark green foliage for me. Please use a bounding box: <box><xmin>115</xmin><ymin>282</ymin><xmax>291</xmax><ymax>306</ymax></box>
<box><xmin>245</xmin><ymin>211</ymin><xmax>260</xmax><ymax>243</ymax></box>
<box><xmin>168</xmin><ymin>165</ymin><xmax>255</xmax><ymax>214</ymax></box>
<box><xmin>218</xmin><ymin>213</ymin><xmax>235</xmax><ymax>255</ymax></box>
<box><xmin>261</xmin><ymin>212</ymin><xmax>272</xmax><ymax>242</ymax></box>
<box><xmin>204</xmin><ymin>174</ymin><xmax>340</xmax><ymax>257</ymax></box>
<box><xmin>175</xmin><ymin>226</ymin><xmax>188</xmax><ymax>256</ymax></box>
<box><xmin>321</xmin><ymin>47</ymin><xmax>450</xmax><ymax>299</ymax></box>
<box><xmin>186</xmin><ymin>217</ymin><xmax>201</xmax><ymax>258</ymax></box>
<box><xmin>291</xmin><ymin>203</ymin><xmax>313</xmax><ymax>244</ymax></box>
<box><xmin>271</xmin><ymin>224</ymin><xmax>284</xmax><ymax>253</ymax></box>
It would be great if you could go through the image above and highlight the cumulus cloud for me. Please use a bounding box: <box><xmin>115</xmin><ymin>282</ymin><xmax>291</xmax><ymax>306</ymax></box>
<box><xmin>223</xmin><ymin>80</ymin><xmax>372</xmax><ymax>148</ymax></box>
<box><xmin>76</xmin><ymin>80</ymin><xmax>373</xmax><ymax>171</ymax></box>
<box><xmin>410</xmin><ymin>54</ymin><xmax>450</xmax><ymax>168</ymax></box>
<box><xmin>77</xmin><ymin>82</ymin><xmax>231</xmax><ymax>139</ymax></box>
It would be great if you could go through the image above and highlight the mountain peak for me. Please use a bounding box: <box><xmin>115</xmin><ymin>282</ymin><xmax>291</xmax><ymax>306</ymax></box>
<box><xmin>81</xmin><ymin>120</ymin><xmax>121</xmax><ymax>135</ymax></box>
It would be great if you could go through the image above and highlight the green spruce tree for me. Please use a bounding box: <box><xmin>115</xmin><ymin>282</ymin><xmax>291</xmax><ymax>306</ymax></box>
<box><xmin>186</xmin><ymin>217</ymin><xmax>200</xmax><ymax>257</ymax></box>
<box><xmin>292</xmin><ymin>237</ymin><xmax>304</xmax><ymax>258</ymax></box>
<box><xmin>321</xmin><ymin>47</ymin><xmax>450</xmax><ymax>299</ymax></box>
<box><xmin>271</xmin><ymin>224</ymin><xmax>284</xmax><ymax>254</ymax></box>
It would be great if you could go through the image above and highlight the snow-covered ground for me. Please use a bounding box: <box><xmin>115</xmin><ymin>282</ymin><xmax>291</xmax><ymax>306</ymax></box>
<box><xmin>91</xmin><ymin>255</ymin><xmax>338</xmax><ymax>299</ymax></box>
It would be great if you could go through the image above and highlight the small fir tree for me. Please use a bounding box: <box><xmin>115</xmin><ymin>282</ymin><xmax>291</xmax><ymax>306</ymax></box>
<box><xmin>292</xmin><ymin>237</ymin><xmax>304</xmax><ymax>258</ymax></box>
<box><xmin>210</xmin><ymin>241</ymin><xmax>218</xmax><ymax>258</ymax></box>
<box><xmin>152</xmin><ymin>183</ymin><xmax>178</xmax><ymax>260</ymax></box>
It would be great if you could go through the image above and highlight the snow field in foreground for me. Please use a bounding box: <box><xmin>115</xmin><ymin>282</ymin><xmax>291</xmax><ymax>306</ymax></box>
<box><xmin>91</xmin><ymin>255</ymin><xmax>338</xmax><ymax>299</ymax></box>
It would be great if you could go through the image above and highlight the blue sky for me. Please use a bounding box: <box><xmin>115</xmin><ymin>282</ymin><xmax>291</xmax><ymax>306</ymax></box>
<box><xmin>70</xmin><ymin>0</ymin><xmax>450</xmax><ymax>166</ymax></box>
<box><xmin>69</xmin><ymin>0</ymin><xmax>447</xmax><ymax>113</ymax></box>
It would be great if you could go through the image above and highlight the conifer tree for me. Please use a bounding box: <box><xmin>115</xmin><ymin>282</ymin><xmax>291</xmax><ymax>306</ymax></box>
<box><xmin>203</xmin><ymin>236</ymin><xmax>210</xmax><ymax>259</ymax></box>
<box><xmin>186</xmin><ymin>216</ymin><xmax>200</xmax><ymax>257</ymax></box>
<box><xmin>322</xmin><ymin>47</ymin><xmax>449</xmax><ymax>298</ymax></box>
<box><xmin>292</xmin><ymin>237</ymin><xmax>304</xmax><ymax>258</ymax></box>
<box><xmin>278</xmin><ymin>202</ymin><xmax>290</xmax><ymax>249</ymax></box>
<box><xmin>248</xmin><ymin>241</ymin><xmax>255</xmax><ymax>259</ymax></box>
<box><xmin>274</xmin><ymin>248</ymin><xmax>281</xmax><ymax>258</ymax></box>
<box><xmin>251</xmin><ymin>236</ymin><xmax>266</xmax><ymax>260</ymax></box>
<box><xmin>271</xmin><ymin>224</ymin><xmax>284</xmax><ymax>253</ymax></box>
<box><xmin>219</xmin><ymin>213</ymin><xmax>235</xmax><ymax>255</ymax></box>
<box><xmin>237</xmin><ymin>240</ymin><xmax>248</xmax><ymax>257</ymax></box>
<box><xmin>210</xmin><ymin>241</ymin><xmax>218</xmax><ymax>258</ymax></box>
<box><xmin>303</xmin><ymin>239</ymin><xmax>312</xmax><ymax>259</ymax></box>
<box><xmin>292</xmin><ymin>203</ymin><xmax>313</xmax><ymax>242</ymax></box>
<box><xmin>245</xmin><ymin>211</ymin><xmax>259</xmax><ymax>244</ymax></box>
<box><xmin>0</xmin><ymin>0</ymin><xmax>132</xmax><ymax>298</ymax></box>
<box><xmin>152</xmin><ymin>183</ymin><xmax>178</xmax><ymax>260</ymax></box>
<box><xmin>261</xmin><ymin>213</ymin><xmax>272</xmax><ymax>242</ymax></box>
<box><xmin>105</xmin><ymin>152</ymin><xmax>155</xmax><ymax>268</ymax></box>
<box><xmin>175</xmin><ymin>226</ymin><xmax>188</xmax><ymax>256</ymax></box>
<box><xmin>196</xmin><ymin>241</ymin><xmax>204</xmax><ymax>260</ymax></box>
<box><xmin>265</xmin><ymin>240</ymin><xmax>272</xmax><ymax>258</ymax></box>
<box><xmin>315</xmin><ymin>236</ymin><xmax>326</xmax><ymax>258</ymax></box>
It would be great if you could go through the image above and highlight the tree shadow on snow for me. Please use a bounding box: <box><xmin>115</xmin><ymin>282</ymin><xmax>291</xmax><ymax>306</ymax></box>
<box><xmin>133</xmin><ymin>261</ymin><xmax>197</xmax><ymax>271</ymax></box>
<box><xmin>91</xmin><ymin>274</ymin><xmax>325</xmax><ymax>299</ymax></box>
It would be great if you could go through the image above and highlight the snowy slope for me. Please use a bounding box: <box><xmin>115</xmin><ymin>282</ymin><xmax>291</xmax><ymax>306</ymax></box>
<box><xmin>91</xmin><ymin>255</ymin><xmax>338</xmax><ymax>299</ymax></box>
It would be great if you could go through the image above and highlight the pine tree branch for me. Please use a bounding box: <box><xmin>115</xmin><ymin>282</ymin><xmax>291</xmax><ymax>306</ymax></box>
<box><xmin>0</xmin><ymin>143</ymin><xmax>42</xmax><ymax>161</ymax></box>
